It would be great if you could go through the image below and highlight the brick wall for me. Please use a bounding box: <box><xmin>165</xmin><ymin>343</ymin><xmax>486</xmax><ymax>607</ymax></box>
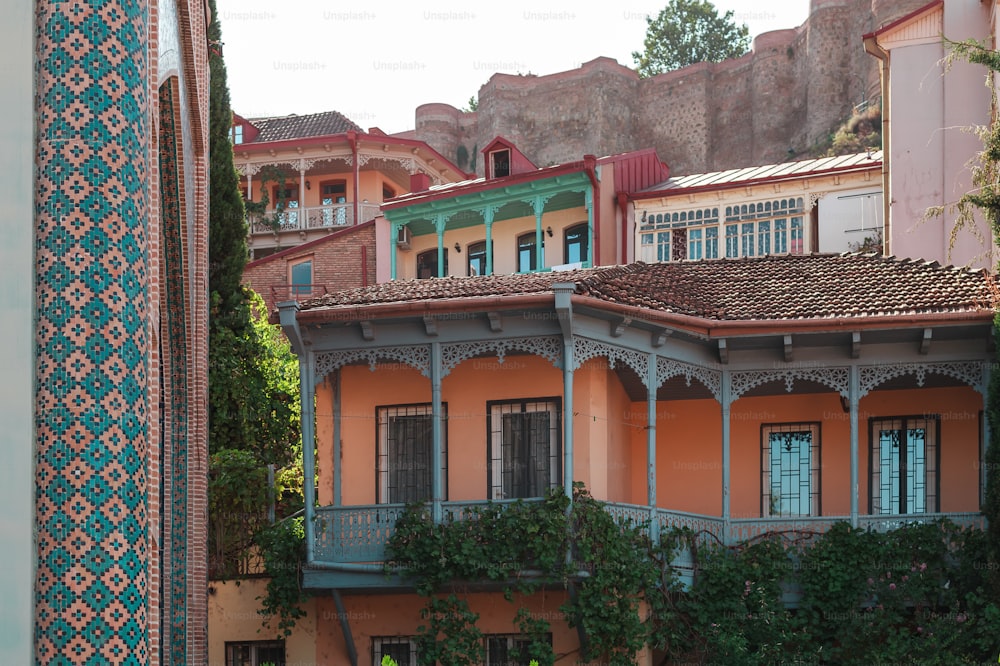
<box><xmin>244</xmin><ymin>222</ymin><xmax>378</xmax><ymax>313</ymax></box>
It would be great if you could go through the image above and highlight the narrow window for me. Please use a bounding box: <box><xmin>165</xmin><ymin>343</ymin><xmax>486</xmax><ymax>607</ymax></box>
<box><xmin>762</xmin><ymin>423</ymin><xmax>821</xmax><ymax>517</ymax></box>
<box><xmin>320</xmin><ymin>180</ymin><xmax>348</xmax><ymax>226</ymax></box>
<box><xmin>372</xmin><ymin>637</ymin><xmax>418</xmax><ymax>666</ymax></box>
<box><xmin>289</xmin><ymin>259</ymin><xmax>312</xmax><ymax>297</ymax></box>
<box><xmin>488</xmin><ymin>399</ymin><xmax>561</xmax><ymax>499</ymax></box>
<box><xmin>705</xmin><ymin>226</ymin><xmax>719</xmax><ymax>259</ymax></box>
<box><xmin>417</xmin><ymin>248</ymin><xmax>448</xmax><ymax>279</ymax></box>
<box><xmin>225</xmin><ymin>640</ymin><xmax>285</xmax><ymax>666</ymax></box>
<box><xmin>376</xmin><ymin>404</ymin><xmax>447</xmax><ymax>504</ymax></box>
<box><xmin>468</xmin><ymin>241</ymin><xmax>487</xmax><ymax>276</ymax></box>
<box><xmin>490</xmin><ymin>149</ymin><xmax>511</xmax><ymax>178</ymax></box>
<box><xmin>517</xmin><ymin>232</ymin><xmax>540</xmax><ymax>272</ymax></box>
<box><xmin>688</xmin><ymin>228</ymin><xmax>703</xmax><ymax>260</ymax></box>
<box><xmin>563</xmin><ymin>223</ymin><xmax>588</xmax><ymax>265</ymax></box>
<box><xmin>870</xmin><ymin>416</ymin><xmax>939</xmax><ymax>514</ymax></box>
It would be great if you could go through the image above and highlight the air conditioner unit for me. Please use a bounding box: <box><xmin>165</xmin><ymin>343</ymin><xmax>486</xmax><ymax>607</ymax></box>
<box><xmin>396</xmin><ymin>225</ymin><xmax>412</xmax><ymax>250</ymax></box>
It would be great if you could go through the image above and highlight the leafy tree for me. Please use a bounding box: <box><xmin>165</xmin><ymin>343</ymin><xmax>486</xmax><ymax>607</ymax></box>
<box><xmin>206</xmin><ymin>0</ymin><xmax>303</xmax><ymax>589</ymax></box>
<box><xmin>632</xmin><ymin>0</ymin><xmax>750</xmax><ymax>77</ymax></box>
<box><xmin>207</xmin><ymin>0</ymin><xmax>248</xmax><ymax>318</ymax></box>
<box><xmin>941</xmin><ymin>38</ymin><xmax>1000</xmax><ymax>597</ymax></box>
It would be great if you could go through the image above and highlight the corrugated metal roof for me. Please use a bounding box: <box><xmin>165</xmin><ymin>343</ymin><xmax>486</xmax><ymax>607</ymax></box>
<box><xmin>638</xmin><ymin>151</ymin><xmax>882</xmax><ymax>196</ymax></box>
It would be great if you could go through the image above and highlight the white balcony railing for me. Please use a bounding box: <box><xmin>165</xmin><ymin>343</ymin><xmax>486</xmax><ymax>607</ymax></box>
<box><xmin>248</xmin><ymin>203</ymin><xmax>380</xmax><ymax>235</ymax></box>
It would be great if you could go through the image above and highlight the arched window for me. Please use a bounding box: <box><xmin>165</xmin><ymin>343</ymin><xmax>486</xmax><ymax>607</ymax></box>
<box><xmin>563</xmin><ymin>223</ymin><xmax>588</xmax><ymax>265</ymax></box>
<box><xmin>467</xmin><ymin>241</ymin><xmax>491</xmax><ymax>276</ymax></box>
<box><xmin>417</xmin><ymin>248</ymin><xmax>448</xmax><ymax>279</ymax></box>
<box><xmin>517</xmin><ymin>232</ymin><xmax>541</xmax><ymax>272</ymax></box>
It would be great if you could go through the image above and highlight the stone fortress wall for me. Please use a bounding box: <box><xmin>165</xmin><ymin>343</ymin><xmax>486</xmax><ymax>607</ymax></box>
<box><xmin>413</xmin><ymin>0</ymin><xmax>928</xmax><ymax>176</ymax></box>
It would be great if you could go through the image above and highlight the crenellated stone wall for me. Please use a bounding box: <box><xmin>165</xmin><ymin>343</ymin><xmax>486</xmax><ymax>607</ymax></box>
<box><xmin>413</xmin><ymin>0</ymin><xmax>928</xmax><ymax>176</ymax></box>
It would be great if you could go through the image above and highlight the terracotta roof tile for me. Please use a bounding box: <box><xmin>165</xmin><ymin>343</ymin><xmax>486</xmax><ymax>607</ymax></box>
<box><xmin>300</xmin><ymin>254</ymin><xmax>994</xmax><ymax>322</ymax></box>
<box><xmin>249</xmin><ymin>110</ymin><xmax>362</xmax><ymax>143</ymax></box>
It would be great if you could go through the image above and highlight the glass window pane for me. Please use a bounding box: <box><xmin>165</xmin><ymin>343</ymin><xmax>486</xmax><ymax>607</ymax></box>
<box><xmin>290</xmin><ymin>260</ymin><xmax>311</xmax><ymax>296</ymax></box>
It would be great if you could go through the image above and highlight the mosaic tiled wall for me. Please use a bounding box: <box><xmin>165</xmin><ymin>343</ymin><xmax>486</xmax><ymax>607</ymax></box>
<box><xmin>157</xmin><ymin>78</ymin><xmax>189</xmax><ymax>666</ymax></box>
<box><xmin>33</xmin><ymin>0</ymin><xmax>150</xmax><ymax>662</ymax></box>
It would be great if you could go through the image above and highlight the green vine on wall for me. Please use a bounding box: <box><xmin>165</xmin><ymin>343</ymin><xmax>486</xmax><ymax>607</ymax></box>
<box><xmin>243</xmin><ymin>165</ymin><xmax>294</xmax><ymax>233</ymax></box>
<box><xmin>385</xmin><ymin>485</ymin><xmax>1000</xmax><ymax>665</ymax></box>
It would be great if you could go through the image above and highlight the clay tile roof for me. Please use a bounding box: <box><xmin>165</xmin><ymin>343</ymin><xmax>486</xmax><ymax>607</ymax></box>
<box><xmin>248</xmin><ymin>110</ymin><xmax>362</xmax><ymax>143</ymax></box>
<box><xmin>299</xmin><ymin>253</ymin><xmax>995</xmax><ymax>322</ymax></box>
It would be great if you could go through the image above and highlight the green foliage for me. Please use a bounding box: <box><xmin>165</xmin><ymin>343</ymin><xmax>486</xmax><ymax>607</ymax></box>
<box><xmin>243</xmin><ymin>164</ymin><xmax>295</xmax><ymax>233</ymax></box>
<box><xmin>388</xmin><ymin>487</ymin><xmax>660</xmax><ymax>665</ymax></box>
<box><xmin>826</xmin><ymin>105</ymin><xmax>882</xmax><ymax>157</ymax></box>
<box><xmin>632</xmin><ymin>0</ymin><xmax>750</xmax><ymax>77</ymax></box>
<box><xmin>207</xmin><ymin>0</ymin><xmax>248</xmax><ymax>316</ymax></box>
<box><xmin>206</xmin><ymin>0</ymin><xmax>307</xmax><ymax>639</ymax></box>
<box><xmin>209</xmin><ymin>289</ymin><xmax>299</xmax><ymax>465</ymax></box>
<box><xmin>388</xmin><ymin>487</ymin><xmax>999</xmax><ymax>665</ymax></box>
<box><xmin>942</xmin><ymin>37</ymin><xmax>1000</xmax><ymax>599</ymax></box>
<box><xmin>208</xmin><ymin>448</ymin><xmax>271</xmax><ymax>578</ymax></box>
<box><xmin>415</xmin><ymin>594</ymin><xmax>484</xmax><ymax>666</ymax></box>
<box><xmin>255</xmin><ymin>516</ymin><xmax>308</xmax><ymax>638</ymax></box>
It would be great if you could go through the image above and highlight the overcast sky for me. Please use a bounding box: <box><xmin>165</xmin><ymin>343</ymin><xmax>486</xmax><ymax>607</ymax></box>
<box><xmin>213</xmin><ymin>0</ymin><xmax>810</xmax><ymax>134</ymax></box>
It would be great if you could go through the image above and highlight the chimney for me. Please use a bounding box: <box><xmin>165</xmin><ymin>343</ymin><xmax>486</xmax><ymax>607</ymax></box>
<box><xmin>410</xmin><ymin>172</ymin><xmax>431</xmax><ymax>192</ymax></box>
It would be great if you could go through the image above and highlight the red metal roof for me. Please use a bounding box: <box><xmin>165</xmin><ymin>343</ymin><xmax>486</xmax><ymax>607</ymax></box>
<box><xmin>384</xmin><ymin>148</ymin><xmax>669</xmax><ymax>209</ymax></box>
<box><xmin>634</xmin><ymin>151</ymin><xmax>882</xmax><ymax>199</ymax></box>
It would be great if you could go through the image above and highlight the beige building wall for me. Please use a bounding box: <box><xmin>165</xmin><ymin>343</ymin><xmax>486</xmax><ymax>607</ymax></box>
<box><xmin>880</xmin><ymin>0</ymin><xmax>995</xmax><ymax>268</ymax></box>
<box><xmin>208</xmin><ymin>579</ymin><xmax>318</xmax><ymax>666</ymax></box>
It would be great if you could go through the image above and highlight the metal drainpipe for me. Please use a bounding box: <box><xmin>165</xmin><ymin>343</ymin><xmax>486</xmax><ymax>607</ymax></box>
<box><xmin>863</xmin><ymin>35</ymin><xmax>890</xmax><ymax>255</ymax></box>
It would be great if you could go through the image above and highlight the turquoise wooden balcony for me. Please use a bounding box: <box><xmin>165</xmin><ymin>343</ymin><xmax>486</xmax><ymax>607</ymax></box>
<box><xmin>307</xmin><ymin>501</ymin><xmax>985</xmax><ymax>573</ymax></box>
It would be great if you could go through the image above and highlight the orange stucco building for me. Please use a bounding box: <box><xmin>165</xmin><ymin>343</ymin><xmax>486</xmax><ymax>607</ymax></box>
<box><xmin>270</xmin><ymin>253</ymin><xmax>992</xmax><ymax>665</ymax></box>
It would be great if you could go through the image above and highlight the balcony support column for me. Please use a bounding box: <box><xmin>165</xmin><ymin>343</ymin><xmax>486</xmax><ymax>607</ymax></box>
<box><xmin>333</xmin><ymin>368</ymin><xmax>342</xmax><ymax>506</ymax></box>
<box><xmin>350</xmin><ymin>130</ymin><xmax>360</xmax><ymax>226</ymax></box>
<box><xmin>647</xmin><ymin>352</ymin><xmax>659</xmax><ymax>542</ymax></box>
<box><xmin>980</xmin><ymin>358</ymin><xmax>992</xmax><ymax>510</ymax></box>
<box><xmin>553</xmin><ymin>284</ymin><xmax>575</xmax><ymax>503</ymax></box>
<box><xmin>535</xmin><ymin>199</ymin><xmax>544</xmax><ymax>271</ymax></box>
<box><xmin>849</xmin><ymin>365</ymin><xmax>860</xmax><ymax>528</ymax></box>
<box><xmin>298</xmin><ymin>159</ymin><xmax>307</xmax><ymax>230</ymax></box>
<box><xmin>435</xmin><ymin>213</ymin><xmax>446</xmax><ymax>278</ymax></box>
<box><xmin>431</xmin><ymin>342</ymin><xmax>443</xmax><ymax>524</ymax></box>
<box><xmin>302</xmin><ymin>353</ymin><xmax>317</xmax><ymax>563</ymax></box>
<box><xmin>482</xmin><ymin>205</ymin><xmax>496</xmax><ymax>276</ymax></box>
<box><xmin>389</xmin><ymin>221</ymin><xmax>399</xmax><ymax>280</ymax></box>
<box><xmin>721</xmin><ymin>370</ymin><xmax>732</xmax><ymax>545</ymax></box>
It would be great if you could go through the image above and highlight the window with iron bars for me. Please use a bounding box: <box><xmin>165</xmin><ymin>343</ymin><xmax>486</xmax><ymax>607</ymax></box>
<box><xmin>376</xmin><ymin>404</ymin><xmax>448</xmax><ymax>504</ymax></box>
<box><xmin>372</xmin><ymin>637</ymin><xmax>418</xmax><ymax>666</ymax></box>
<box><xmin>487</xmin><ymin>398</ymin><xmax>561</xmax><ymax>500</ymax></box>
<box><xmin>225</xmin><ymin>640</ymin><xmax>284</xmax><ymax>666</ymax></box>
<box><xmin>869</xmin><ymin>415</ymin><xmax>939</xmax><ymax>515</ymax></box>
<box><xmin>371</xmin><ymin>634</ymin><xmax>550</xmax><ymax>666</ymax></box>
<box><xmin>761</xmin><ymin>422</ymin><xmax>821</xmax><ymax>517</ymax></box>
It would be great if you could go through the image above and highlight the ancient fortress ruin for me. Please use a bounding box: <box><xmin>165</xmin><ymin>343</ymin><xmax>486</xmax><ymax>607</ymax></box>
<box><xmin>411</xmin><ymin>0</ymin><xmax>929</xmax><ymax>176</ymax></box>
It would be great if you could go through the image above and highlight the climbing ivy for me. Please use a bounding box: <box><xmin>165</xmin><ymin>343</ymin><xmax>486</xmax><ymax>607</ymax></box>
<box><xmin>386</xmin><ymin>485</ymin><xmax>1000</xmax><ymax>665</ymax></box>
